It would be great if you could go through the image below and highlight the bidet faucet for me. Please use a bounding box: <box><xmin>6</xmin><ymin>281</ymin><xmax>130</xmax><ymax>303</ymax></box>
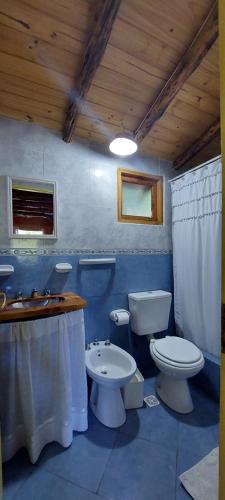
<box><xmin>93</xmin><ymin>338</ymin><xmax>99</xmax><ymax>346</ymax></box>
<box><xmin>105</xmin><ymin>339</ymin><xmax>111</xmax><ymax>346</ymax></box>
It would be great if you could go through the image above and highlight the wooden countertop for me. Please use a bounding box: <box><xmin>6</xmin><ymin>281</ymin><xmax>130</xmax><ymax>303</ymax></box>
<box><xmin>0</xmin><ymin>292</ymin><xmax>87</xmax><ymax>323</ymax></box>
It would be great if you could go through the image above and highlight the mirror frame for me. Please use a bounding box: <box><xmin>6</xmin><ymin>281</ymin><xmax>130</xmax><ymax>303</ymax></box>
<box><xmin>7</xmin><ymin>176</ymin><xmax>58</xmax><ymax>239</ymax></box>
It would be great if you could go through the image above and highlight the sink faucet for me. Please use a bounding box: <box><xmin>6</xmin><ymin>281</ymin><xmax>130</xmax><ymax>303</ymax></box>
<box><xmin>31</xmin><ymin>288</ymin><xmax>38</xmax><ymax>298</ymax></box>
<box><xmin>16</xmin><ymin>291</ymin><xmax>23</xmax><ymax>300</ymax></box>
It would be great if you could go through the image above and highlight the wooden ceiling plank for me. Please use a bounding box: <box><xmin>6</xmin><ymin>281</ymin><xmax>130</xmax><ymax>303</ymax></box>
<box><xmin>0</xmin><ymin>104</ymin><xmax>61</xmax><ymax>131</ymax></box>
<box><xmin>174</xmin><ymin>118</ymin><xmax>220</xmax><ymax>169</ymax></box>
<box><xmin>86</xmin><ymin>86</ymin><xmax>147</xmax><ymax>118</ymax></box>
<box><xmin>110</xmin><ymin>18</ymin><xmax>180</xmax><ymax>73</ymax></box>
<box><xmin>81</xmin><ymin>100</ymin><xmax>138</xmax><ymax>130</ymax></box>
<box><xmin>118</xmin><ymin>0</ymin><xmax>213</xmax><ymax>54</ymax></box>
<box><xmin>167</xmin><ymin>98</ymin><xmax>219</xmax><ymax>127</ymax></box>
<box><xmin>102</xmin><ymin>44</ymin><xmax>167</xmax><ymax>84</ymax></box>
<box><xmin>0</xmin><ymin>90</ymin><xmax>64</xmax><ymax>122</ymax></box>
<box><xmin>145</xmin><ymin>111</ymin><xmax>210</xmax><ymax>143</ymax></box>
<box><xmin>0</xmin><ymin>51</ymin><xmax>73</xmax><ymax>92</ymax></box>
<box><xmin>90</xmin><ymin>66</ymin><xmax>154</xmax><ymax>105</ymax></box>
<box><xmin>21</xmin><ymin>0</ymin><xmax>92</xmax><ymax>34</ymax></box>
<box><xmin>75</xmin><ymin>127</ymin><xmax>109</xmax><ymax>145</ymax></box>
<box><xmin>0</xmin><ymin>23</ymin><xmax>82</xmax><ymax>78</ymax></box>
<box><xmin>0</xmin><ymin>72</ymin><xmax>67</xmax><ymax>108</ymax></box>
<box><xmin>134</xmin><ymin>2</ymin><xmax>218</xmax><ymax>143</ymax></box>
<box><xmin>178</xmin><ymin>82</ymin><xmax>220</xmax><ymax>117</ymax></box>
<box><xmin>0</xmin><ymin>0</ymin><xmax>86</xmax><ymax>54</ymax></box>
<box><xmin>63</xmin><ymin>0</ymin><xmax>121</xmax><ymax>142</ymax></box>
<box><xmin>76</xmin><ymin>114</ymin><xmax>121</xmax><ymax>139</ymax></box>
<box><xmin>188</xmin><ymin>64</ymin><xmax>219</xmax><ymax>99</ymax></box>
<box><xmin>144</xmin><ymin>126</ymin><xmax>196</xmax><ymax>152</ymax></box>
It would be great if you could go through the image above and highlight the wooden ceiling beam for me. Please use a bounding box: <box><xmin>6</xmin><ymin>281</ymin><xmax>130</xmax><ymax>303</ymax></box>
<box><xmin>173</xmin><ymin>118</ymin><xmax>220</xmax><ymax>169</ymax></box>
<box><xmin>63</xmin><ymin>0</ymin><xmax>121</xmax><ymax>143</ymax></box>
<box><xmin>133</xmin><ymin>2</ymin><xmax>218</xmax><ymax>144</ymax></box>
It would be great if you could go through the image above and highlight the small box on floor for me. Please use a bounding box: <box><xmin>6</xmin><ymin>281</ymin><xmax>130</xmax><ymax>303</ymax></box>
<box><xmin>122</xmin><ymin>368</ymin><xmax>144</xmax><ymax>409</ymax></box>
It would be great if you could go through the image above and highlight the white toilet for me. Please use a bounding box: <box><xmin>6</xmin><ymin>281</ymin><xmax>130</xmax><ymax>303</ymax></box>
<box><xmin>128</xmin><ymin>291</ymin><xmax>204</xmax><ymax>414</ymax></box>
<box><xmin>86</xmin><ymin>341</ymin><xmax>136</xmax><ymax>427</ymax></box>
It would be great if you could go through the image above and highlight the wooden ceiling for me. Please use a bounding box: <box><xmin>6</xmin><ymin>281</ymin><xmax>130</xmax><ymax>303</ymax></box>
<box><xmin>0</xmin><ymin>0</ymin><xmax>220</xmax><ymax>167</ymax></box>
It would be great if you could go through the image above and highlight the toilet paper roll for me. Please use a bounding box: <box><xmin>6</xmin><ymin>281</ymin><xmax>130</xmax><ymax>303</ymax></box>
<box><xmin>114</xmin><ymin>311</ymin><xmax>130</xmax><ymax>326</ymax></box>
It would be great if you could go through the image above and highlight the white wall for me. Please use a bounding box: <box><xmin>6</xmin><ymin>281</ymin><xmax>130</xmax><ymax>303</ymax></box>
<box><xmin>0</xmin><ymin>117</ymin><xmax>174</xmax><ymax>252</ymax></box>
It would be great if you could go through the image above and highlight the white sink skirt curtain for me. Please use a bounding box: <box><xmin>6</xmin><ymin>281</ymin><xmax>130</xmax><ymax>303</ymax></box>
<box><xmin>0</xmin><ymin>310</ymin><xmax>88</xmax><ymax>463</ymax></box>
<box><xmin>171</xmin><ymin>158</ymin><xmax>221</xmax><ymax>358</ymax></box>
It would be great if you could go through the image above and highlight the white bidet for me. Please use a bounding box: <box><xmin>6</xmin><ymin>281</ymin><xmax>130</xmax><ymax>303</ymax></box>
<box><xmin>85</xmin><ymin>341</ymin><xmax>136</xmax><ymax>428</ymax></box>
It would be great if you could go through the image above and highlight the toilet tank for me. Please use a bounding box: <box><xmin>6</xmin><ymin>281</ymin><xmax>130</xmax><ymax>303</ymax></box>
<box><xmin>128</xmin><ymin>290</ymin><xmax>172</xmax><ymax>336</ymax></box>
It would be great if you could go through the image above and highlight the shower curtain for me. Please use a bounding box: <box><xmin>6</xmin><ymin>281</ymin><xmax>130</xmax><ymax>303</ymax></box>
<box><xmin>171</xmin><ymin>158</ymin><xmax>221</xmax><ymax>358</ymax></box>
<box><xmin>0</xmin><ymin>310</ymin><xmax>88</xmax><ymax>463</ymax></box>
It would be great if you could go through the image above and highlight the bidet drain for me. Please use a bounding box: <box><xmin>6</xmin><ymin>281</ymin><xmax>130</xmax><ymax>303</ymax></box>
<box><xmin>101</xmin><ymin>369</ymin><xmax>107</xmax><ymax>374</ymax></box>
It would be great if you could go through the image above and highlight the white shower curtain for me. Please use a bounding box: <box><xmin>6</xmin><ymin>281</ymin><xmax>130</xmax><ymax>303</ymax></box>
<box><xmin>0</xmin><ymin>310</ymin><xmax>88</xmax><ymax>463</ymax></box>
<box><xmin>171</xmin><ymin>159</ymin><xmax>221</xmax><ymax>358</ymax></box>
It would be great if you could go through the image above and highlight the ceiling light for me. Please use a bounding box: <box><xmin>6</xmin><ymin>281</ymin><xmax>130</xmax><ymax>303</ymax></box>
<box><xmin>109</xmin><ymin>133</ymin><xmax>138</xmax><ymax>157</ymax></box>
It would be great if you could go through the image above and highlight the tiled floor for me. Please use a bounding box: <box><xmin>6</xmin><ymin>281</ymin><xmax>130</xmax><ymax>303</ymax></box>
<box><xmin>3</xmin><ymin>376</ymin><xmax>219</xmax><ymax>500</ymax></box>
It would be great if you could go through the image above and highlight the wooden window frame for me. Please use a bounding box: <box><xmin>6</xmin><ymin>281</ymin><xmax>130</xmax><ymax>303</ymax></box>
<box><xmin>117</xmin><ymin>168</ymin><xmax>163</xmax><ymax>225</ymax></box>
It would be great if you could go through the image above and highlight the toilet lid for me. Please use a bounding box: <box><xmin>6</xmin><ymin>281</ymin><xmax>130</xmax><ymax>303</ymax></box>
<box><xmin>154</xmin><ymin>336</ymin><xmax>202</xmax><ymax>364</ymax></box>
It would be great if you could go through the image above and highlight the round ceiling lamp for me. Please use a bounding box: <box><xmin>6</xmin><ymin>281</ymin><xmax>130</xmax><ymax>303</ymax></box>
<box><xmin>109</xmin><ymin>133</ymin><xmax>138</xmax><ymax>157</ymax></box>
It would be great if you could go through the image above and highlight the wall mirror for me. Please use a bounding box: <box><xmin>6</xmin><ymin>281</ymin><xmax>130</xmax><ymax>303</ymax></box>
<box><xmin>7</xmin><ymin>177</ymin><xmax>57</xmax><ymax>239</ymax></box>
<box><xmin>117</xmin><ymin>168</ymin><xmax>163</xmax><ymax>225</ymax></box>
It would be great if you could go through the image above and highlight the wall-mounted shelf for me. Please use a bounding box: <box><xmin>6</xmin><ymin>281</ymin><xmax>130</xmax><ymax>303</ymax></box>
<box><xmin>0</xmin><ymin>265</ymin><xmax>14</xmax><ymax>276</ymax></box>
<box><xmin>79</xmin><ymin>258</ymin><xmax>116</xmax><ymax>266</ymax></box>
<box><xmin>55</xmin><ymin>263</ymin><xmax>72</xmax><ymax>273</ymax></box>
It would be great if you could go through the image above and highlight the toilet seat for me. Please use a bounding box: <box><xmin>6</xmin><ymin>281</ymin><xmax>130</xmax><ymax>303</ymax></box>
<box><xmin>151</xmin><ymin>336</ymin><xmax>203</xmax><ymax>369</ymax></box>
<box><xmin>154</xmin><ymin>336</ymin><xmax>201</xmax><ymax>364</ymax></box>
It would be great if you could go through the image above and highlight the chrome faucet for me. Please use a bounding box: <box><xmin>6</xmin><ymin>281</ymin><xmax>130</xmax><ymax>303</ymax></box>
<box><xmin>93</xmin><ymin>338</ymin><xmax>99</xmax><ymax>346</ymax></box>
<box><xmin>16</xmin><ymin>291</ymin><xmax>23</xmax><ymax>300</ymax></box>
<box><xmin>43</xmin><ymin>289</ymin><xmax>51</xmax><ymax>296</ymax></box>
<box><xmin>105</xmin><ymin>339</ymin><xmax>111</xmax><ymax>346</ymax></box>
<box><xmin>31</xmin><ymin>288</ymin><xmax>38</xmax><ymax>298</ymax></box>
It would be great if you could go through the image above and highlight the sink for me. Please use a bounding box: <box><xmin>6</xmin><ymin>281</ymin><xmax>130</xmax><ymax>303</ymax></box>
<box><xmin>9</xmin><ymin>297</ymin><xmax>62</xmax><ymax>309</ymax></box>
<box><xmin>0</xmin><ymin>292</ymin><xmax>86</xmax><ymax>323</ymax></box>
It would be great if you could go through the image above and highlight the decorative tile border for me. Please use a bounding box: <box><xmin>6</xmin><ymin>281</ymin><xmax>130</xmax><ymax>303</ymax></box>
<box><xmin>0</xmin><ymin>248</ymin><xmax>172</xmax><ymax>256</ymax></box>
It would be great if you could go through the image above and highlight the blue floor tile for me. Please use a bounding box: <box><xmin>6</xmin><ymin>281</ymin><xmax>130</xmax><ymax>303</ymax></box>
<box><xmin>3</xmin><ymin>449</ymin><xmax>34</xmax><ymax>500</ymax></box>
<box><xmin>176</xmin><ymin>481</ymin><xmax>192</xmax><ymax>500</ymax></box>
<box><xmin>12</xmin><ymin>469</ymin><xmax>106</xmax><ymax>500</ymax></box>
<box><xmin>38</xmin><ymin>427</ymin><xmax>118</xmax><ymax>493</ymax></box>
<box><xmin>176</xmin><ymin>388</ymin><xmax>219</xmax><ymax>500</ymax></box>
<box><xmin>119</xmin><ymin>402</ymin><xmax>179</xmax><ymax>451</ymax></box>
<box><xmin>177</xmin><ymin>423</ymin><xmax>218</xmax><ymax>476</ymax></box>
<box><xmin>98</xmin><ymin>433</ymin><xmax>177</xmax><ymax>500</ymax></box>
<box><xmin>119</xmin><ymin>376</ymin><xmax>179</xmax><ymax>451</ymax></box>
<box><xmin>2</xmin><ymin>376</ymin><xmax>219</xmax><ymax>500</ymax></box>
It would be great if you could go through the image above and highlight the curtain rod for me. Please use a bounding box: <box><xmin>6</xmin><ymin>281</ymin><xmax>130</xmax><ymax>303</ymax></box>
<box><xmin>168</xmin><ymin>154</ymin><xmax>221</xmax><ymax>184</ymax></box>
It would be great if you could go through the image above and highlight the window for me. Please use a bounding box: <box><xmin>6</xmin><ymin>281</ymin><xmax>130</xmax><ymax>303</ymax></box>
<box><xmin>117</xmin><ymin>168</ymin><xmax>163</xmax><ymax>225</ymax></box>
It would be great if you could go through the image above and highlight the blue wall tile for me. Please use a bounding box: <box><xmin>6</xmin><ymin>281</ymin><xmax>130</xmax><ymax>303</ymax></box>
<box><xmin>0</xmin><ymin>254</ymin><xmax>174</xmax><ymax>370</ymax></box>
